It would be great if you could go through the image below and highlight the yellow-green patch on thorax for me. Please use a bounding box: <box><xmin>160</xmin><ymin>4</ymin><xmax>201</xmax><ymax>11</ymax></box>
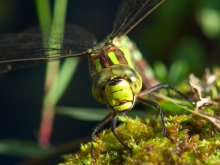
<box><xmin>88</xmin><ymin>44</ymin><xmax>133</xmax><ymax>79</ymax></box>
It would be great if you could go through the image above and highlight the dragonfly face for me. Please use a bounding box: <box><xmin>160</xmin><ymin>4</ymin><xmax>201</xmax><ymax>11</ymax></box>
<box><xmin>90</xmin><ymin>43</ymin><xmax>143</xmax><ymax>111</ymax></box>
<box><xmin>105</xmin><ymin>78</ymin><xmax>135</xmax><ymax>112</ymax></box>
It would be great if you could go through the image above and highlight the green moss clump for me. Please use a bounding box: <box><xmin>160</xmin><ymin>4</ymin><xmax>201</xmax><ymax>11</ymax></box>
<box><xmin>59</xmin><ymin>115</ymin><xmax>220</xmax><ymax>165</ymax></box>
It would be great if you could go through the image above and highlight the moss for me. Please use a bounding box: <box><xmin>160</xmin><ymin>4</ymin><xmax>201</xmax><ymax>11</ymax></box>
<box><xmin>59</xmin><ymin>68</ymin><xmax>220</xmax><ymax>164</ymax></box>
<box><xmin>59</xmin><ymin>114</ymin><xmax>220</xmax><ymax>165</ymax></box>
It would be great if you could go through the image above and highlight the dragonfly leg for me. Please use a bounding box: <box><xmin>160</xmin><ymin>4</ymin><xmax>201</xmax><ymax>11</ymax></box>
<box><xmin>138</xmin><ymin>96</ymin><xmax>173</xmax><ymax>142</ymax></box>
<box><xmin>139</xmin><ymin>83</ymin><xmax>195</xmax><ymax>106</ymax></box>
<box><xmin>111</xmin><ymin>113</ymin><xmax>133</xmax><ymax>156</ymax></box>
<box><xmin>91</xmin><ymin>111</ymin><xmax>115</xmax><ymax>158</ymax></box>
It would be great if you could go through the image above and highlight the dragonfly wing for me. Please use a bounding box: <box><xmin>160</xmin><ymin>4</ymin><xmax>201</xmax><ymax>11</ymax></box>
<box><xmin>110</xmin><ymin>0</ymin><xmax>165</xmax><ymax>38</ymax></box>
<box><xmin>0</xmin><ymin>60</ymin><xmax>49</xmax><ymax>73</ymax></box>
<box><xmin>0</xmin><ymin>25</ymin><xmax>97</xmax><ymax>64</ymax></box>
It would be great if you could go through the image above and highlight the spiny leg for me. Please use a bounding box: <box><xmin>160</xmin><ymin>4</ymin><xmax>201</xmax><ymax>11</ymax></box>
<box><xmin>139</xmin><ymin>83</ymin><xmax>195</xmax><ymax>106</ymax></box>
<box><xmin>138</xmin><ymin>96</ymin><xmax>173</xmax><ymax>142</ymax></box>
<box><xmin>111</xmin><ymin>113</ymin><xmax>133</xmax><ymax>156</ymax></box>
<box><xmin>91</xmin><ymin>111</ymin><xmax>115</xmax><ymax>158</ymax></box>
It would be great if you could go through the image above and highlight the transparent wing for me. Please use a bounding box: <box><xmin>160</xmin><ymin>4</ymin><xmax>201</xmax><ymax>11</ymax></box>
<box><xmin>0</xmin><ymin>25</ymin><xmax>97</xmax><ymax>64</ymax></box>
<box><xmin>110</xmin><ymin>0</ymin><xmax>165</xmax><ymax>39</ymax></box>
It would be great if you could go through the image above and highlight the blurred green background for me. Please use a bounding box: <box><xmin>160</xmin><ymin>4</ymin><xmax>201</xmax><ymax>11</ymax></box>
<box><xmin>0</xmin><ymin>0</ymin><xmax>219</xmax><ymax>164</ymax></box>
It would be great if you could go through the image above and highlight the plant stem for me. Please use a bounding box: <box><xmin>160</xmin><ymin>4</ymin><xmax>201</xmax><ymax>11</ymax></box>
<box><xmin>36</xmin><ymin>0</ymin><xmax>69</xmax><ymax>146</ymax></box>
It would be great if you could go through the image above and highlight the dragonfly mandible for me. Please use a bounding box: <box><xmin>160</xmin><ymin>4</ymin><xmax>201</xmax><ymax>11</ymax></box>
<box><xmin>0</xmin><ymin>0</ymin><xmax>193</xmax><ymax>157</ymax></box>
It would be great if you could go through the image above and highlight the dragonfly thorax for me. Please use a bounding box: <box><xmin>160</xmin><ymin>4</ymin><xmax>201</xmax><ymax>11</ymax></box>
<box><xmin>89</xmin><ymin>44</ymin><xmax>135</xmax><ymax>79</ymax></box>
<box><xmin>92</xmin><ymin>64</ymin><xmax>142</xmax><ymax>112</ymax></box>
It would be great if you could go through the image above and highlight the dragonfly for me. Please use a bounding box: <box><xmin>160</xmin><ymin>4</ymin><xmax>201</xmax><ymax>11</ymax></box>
<box><xmin>0</xmin><ymin>0</ymin><xmax>193</xmax><ymax>157</ymax></box>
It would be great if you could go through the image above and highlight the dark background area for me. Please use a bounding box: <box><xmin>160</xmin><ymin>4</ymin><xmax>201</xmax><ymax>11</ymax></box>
<box><xmin>0</xmin><ymin>0</ymin><xmax>219</xmax><ymax>164</ymax></box>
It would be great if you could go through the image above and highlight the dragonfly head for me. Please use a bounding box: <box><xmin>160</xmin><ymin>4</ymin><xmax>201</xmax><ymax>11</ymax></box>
<box><xmin>105</xmin><ymin>78</ymin><xmax>134</xmax><ymax>112</ymax></box>
<box><xmin>92</xmin><ymin>65</ymin><xmax>142</xmax><ymax>112</ymax></box>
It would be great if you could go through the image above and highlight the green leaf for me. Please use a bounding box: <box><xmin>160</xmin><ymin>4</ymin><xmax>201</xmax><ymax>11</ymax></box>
<box><xmin>0</xmin><ymin>140</ymin><xmax>54</xmax><ymax>157</ymax></box>
<box><xmin>196</xmin><ymin>0</ymin><xmax>220</xmax><ymax>39</ymax></box>
<box><xmin>56</xmin><ymin>107</ymin><xmax>107</xmax><ymax>121</ymax></box>
<box><xmin>35</xmin><ymin>0</ymin><xmax>51</xmax><ymax>33</ymax></box>
<box><xmin>168</xmin><ymin>59</ymin><xmax>189</xmax><ymax>85</ymax></box>
<box><xmin>56</xmin><ymin>107</ymin><xmax>152</xmax><ymax>121</ymax></box>
<box><xmin>153</xmin><ymin>61</ymin><xmax>168</xmax><ymax>82</ymax></box>
<box><xmin>171</xmin><ymin>37</ymin><xmax>206</xmax><ymax>74</ymax></box>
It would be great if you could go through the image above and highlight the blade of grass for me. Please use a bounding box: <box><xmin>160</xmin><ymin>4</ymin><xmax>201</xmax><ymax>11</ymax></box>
<box><xmin>157</xmin><ymin>93</ymin><xmax>220</xmax><ymax>129</ymax></box>
<box><xmin>35</xmin><ymin>0</ymin><xmax>51</xmax><ymax>34</ymax></box>
<box><xmin>56</xmin><ymin>107</ymin><xmax>151</xmax><ymax>121</ymax></box>
<box><xmin>36</xmin><ymin>0</ymin><xmax>74</xmax><ymax>147</ymax></box>
<box><xmin>0</xmin><ymin>140</ymin><xmax>55</xmax><ymax>157</ymax></box>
